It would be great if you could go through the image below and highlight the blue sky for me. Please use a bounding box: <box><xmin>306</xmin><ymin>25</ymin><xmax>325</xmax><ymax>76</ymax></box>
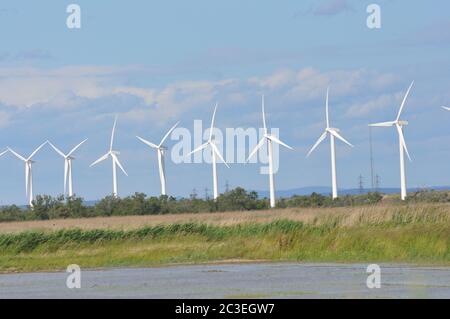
<box><xmin>0</xmin><ymin>0</ymin><xmax>449</xmax><ymax>204</ymax></box>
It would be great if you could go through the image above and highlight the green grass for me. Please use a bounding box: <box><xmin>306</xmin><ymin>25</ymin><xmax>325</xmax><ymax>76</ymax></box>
<box><xmin>1</xmin><ymin>217</ymin><xmax>449</xmax><ymax>273</ymax></box>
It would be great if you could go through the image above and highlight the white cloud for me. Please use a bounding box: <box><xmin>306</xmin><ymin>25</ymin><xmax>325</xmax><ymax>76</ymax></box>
<box><xmin>313</xmin><ymin>0</ymin><xmax>352</xmax><ymax>16</ymax></box>
<box><xmin>346</xmin><ymin>93</ymin><xmax>398</xmax><ymax>118</ymax></box>
<box><xmin>0</xmin><ymin>65</ymin><xmax>402</xmax><ymax>125</ymax></box>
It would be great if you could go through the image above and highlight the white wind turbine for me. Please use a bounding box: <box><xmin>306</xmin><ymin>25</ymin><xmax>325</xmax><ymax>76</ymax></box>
<box><xmin>7</xmin><ymin>142</ymin><xmax>48</xmax><ymax>207</ymax></box>
<box><xmin>90</xmin><ymin>116</ymin><xmax>128</xmax><ymax>197</ymax></box>
<box><xmin>187</xmin><ymin>103</ymin><xmax>229</xmax><ymax>200</ymax></box>
<box><xmin>48</xmin><ymin>139</ymin><xmax>88</xmax><ymax>197</ymax></box>
<box><xmin>137</xmin><ymin>121</ymin><xmax>180</xmax><ymax>196</ymax></box>
<box><xmin>442</xmin><ymin>106</ymin><xmax>450</xmax><ymax>111</ymax></box>
<box><xmin>247</xmin><ymin>95</ymin><xmax>293</xmax><ymax>208</ymax></box>
<box><xmin>369</xmin><ymin>81</ymin><xmax>414</xmax><ymax>201</ymax></box>
<box><xmin>306</xmin><ymin>88</ymin><xmax>354</xmax><ymax>199</ymax></box>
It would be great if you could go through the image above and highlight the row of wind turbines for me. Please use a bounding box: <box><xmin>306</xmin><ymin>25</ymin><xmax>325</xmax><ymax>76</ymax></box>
<box><xmin>1</xmin><ymin>82</ymin><xmax>449</xmax><ymax>208</ymax></box>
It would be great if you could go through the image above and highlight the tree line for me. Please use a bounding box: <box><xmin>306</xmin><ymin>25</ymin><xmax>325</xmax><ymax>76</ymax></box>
<box><xmin>0</xmin><ymin>187</ymin><xmax>448</xmax><ymax>222</ymax></box>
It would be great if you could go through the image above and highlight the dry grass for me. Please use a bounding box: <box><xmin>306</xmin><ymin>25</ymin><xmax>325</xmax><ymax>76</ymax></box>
<box><xmin>1</xmin><ymin>202</ymin><xmax>449</xmax><ymax>234</ymax></box>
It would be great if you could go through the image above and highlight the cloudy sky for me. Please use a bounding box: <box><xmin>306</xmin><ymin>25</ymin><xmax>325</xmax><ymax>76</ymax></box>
<box><xmin>0</xmin><ymin>0</ymin><xmax>449</xmax><ymax>204</ymax></box>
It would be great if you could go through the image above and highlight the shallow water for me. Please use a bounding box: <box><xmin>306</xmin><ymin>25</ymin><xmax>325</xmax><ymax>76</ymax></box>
<box><xmin>1</xmin><ymin>263</ymin><xmax>449</xmax><ymax>298</ymax></box>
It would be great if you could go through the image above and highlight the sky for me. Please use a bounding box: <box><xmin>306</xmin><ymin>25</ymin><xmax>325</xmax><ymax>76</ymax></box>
<box><xmin>0</xmin><ymin>0</ymin><xmax>449</xmax><ymax>204</ymax></box>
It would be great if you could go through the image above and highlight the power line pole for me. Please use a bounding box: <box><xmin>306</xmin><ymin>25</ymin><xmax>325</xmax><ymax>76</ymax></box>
<box><xmin>358</xmin><ymin>174</ymin><xmax>364</xmax><ymax>194</ymax></box>
<box><xmin>204</xmin><ymin>187</ymin><xmax>209</xmax><ymax>200</ymax></box>
<box><xmin>225</xmin><ymin>180</ymin><xmax>230</xmax><ymax>193</ymax></box>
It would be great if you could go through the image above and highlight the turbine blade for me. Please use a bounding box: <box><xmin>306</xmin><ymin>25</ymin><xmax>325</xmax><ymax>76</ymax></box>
<box><xmin>90</xmin><ymin>153</ymin><xmax>110</xmax><ymax>167</ymax></box>
<box><xmin>396</xmin><ymin>81</ymin><xmax>414</xmax><ymax>121</ymax></box>
<box><xmin>210</xmin><ymin>142</ymin><xmax>230</xmax><ymax>168</ymax></box>
<box><xmin>0</xmin><ymin>149</ymin><xmax>8</xmax><ymax>157</ymax></box>
<box><xmin>67</xmin><ymin>138</ymin><xmax>88</xmax><ymax>157</ymax></box>
<box><xmin>368</xmin><ymin>121</ymin><xmax>396</xmax><ymax>127</ymax></box>
<box><xmin>136</xmin><ymin>136</ymin><xmax>159</xmax><ymax>149</ymax></box>
<box><xmin>111</xmin><ymin>153</ymin><xmax>128</xmax><ymax>176</ymax></box>
<box><xmin>262</xmin><ymin>95</ymin><xmax>267</xmax><ymax>134</ymax></box>
<box><xmin>209</xmin><ymin>103</ymin><xmax>218</xmax><ymax>141</ymax></box>
<box><xmin>306</xmin><ymin>131</ymin><xmax>328</xmax><ymax>158</ymax></box>
<box><xmin>159</xmin><ymin>121</ymin><xmax>180</xmax><ymax>147</ymax></box>
<box><xmin>110</xmin><ymin>115</ymin><xmax>118</xmax><ymax>151</ymax></box>
<box><xmin>329</xmin><ymin>129</ymin><xmax>354</xmax><ymax>147</ymax></box>
<box><xmin>266</xmin><ymin>135</ymin><xmax>294</xmax><ymax>150</ymax></box>
<box><xmin>442</xmin><ymin>106</ymin><xmax>450</xmax><ymax>111</ymax></box>
<box><xmin>186</xmin><ymin>142</ymin><xmax>209</xmax><ymax>157</ymax></box>
<box><xmin>396</xmin><ymin>124</ymin><xmax>412</xmax><ymax>162</ymax></box>
<box><xmin>48</xmin><ymin>141</ymin><xmax>66</xmax><ymax>158</ymax></box>
<box><xmin>246</xmin><ymin>137</ymin><xmax>265</xmax><ymax>162</ymax></box>
<box><xmin>28</xmin><ymin>141</ymin><xmax>48</xmax><ymax>160</ymax></box>
<box><xmin>7</xmin><ymin>147</ymin><xmax>26</xmax><ymax>161</ymax></box>
<box><xmin>326</xmin><ymin>87</ymin><xmax>330</xmax><ymax>128</ymax></box>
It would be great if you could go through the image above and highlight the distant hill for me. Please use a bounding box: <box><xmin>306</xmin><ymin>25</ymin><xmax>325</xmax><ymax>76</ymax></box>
<box><xmin>255</xmin><ymin>186</ymin><xmax>450</xmax><ymax>199</ymax></box>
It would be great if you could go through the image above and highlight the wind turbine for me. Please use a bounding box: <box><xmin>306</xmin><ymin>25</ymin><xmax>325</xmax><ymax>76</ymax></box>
<box><xmin>7</xmin><ymin>142</ymin><xmax>48</xmax><ymax>207</ymax></box>
<box><xmin>306</xmin><ymin>88</ymin><xmax>354</xmax><ymax>199</ymax></box>
<box><xmin>187</xmin><ymin>103</ymin><xmax>229</xmax><ymax>201</ymax></box>
<box><xmin>247</xmin><ymin>95</ymin><xmax>293</xmax><ymax>208</ymax></box>
<box><xmin>137</xmin><ymin>121</ymin><xmax>180</xmax><ymax>196</ymax></box>
<box><xmin>90</xmin><ymin>116</ymin><xmax>128</xmax><ymax>197</ymax></box>
<box><xmin>48</xmin><ymin>139</ymin><xmax>88</xmax><ymax>197</ymax></box>
<box><xmin>369</xmin><ymin>81</ymin><xmax>414</xmax><ymax>201</ymax></box>
<box><xmin>442</xmin><ymin>106</ymin><xmax>450</xmax><ymax>111</ymax></box>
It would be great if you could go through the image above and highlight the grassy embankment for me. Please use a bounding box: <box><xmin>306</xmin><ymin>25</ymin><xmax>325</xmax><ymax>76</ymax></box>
<box><xmin>0</xmin><ymin>203</ymin><xmax>449</xmax><ymax>273</ymax></box>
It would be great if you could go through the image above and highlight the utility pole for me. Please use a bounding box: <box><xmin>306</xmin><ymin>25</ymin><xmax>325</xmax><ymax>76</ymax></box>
<box><xmin>358</xmin><ymin>174</ymin><xmax>364</xmax><ymax>194</ymax></box>
<box><xmin>225</xmin><ymin>180</ymin><xmax>230</xmax><ymax>193</ymax></box>
<box><xmin>204</xmin><ymin>187</ymin><xmax>209</xmax><ymax>200</ymax></box>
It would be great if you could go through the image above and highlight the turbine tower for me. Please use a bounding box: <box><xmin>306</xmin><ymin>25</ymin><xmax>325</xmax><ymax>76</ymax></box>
<box><xmin>48</xmin><ymin>139</ymin><xmax>88</xmax><ymax>197</ymax></box>
<box><xmin>137</xmin><ymin>121</ymin><xmax>180</xmax><ymax>196</ymax></box>
<box><xmin>90</xmin><ymin>116</ymin><xmax>128</xmax><ymax>197</ymax></box>
<box><xmin>247</xmin><ymin>95</ymin><xmax>293</xmax><ymax>208</ymax></box>
<box><xmin>306</xmin><ymin>88</ymin><xmax>354</xmax><ymax>199</ymax></box>
<box><xmin>7</xmin><ymin>142</ymin><xmax>48</xmax><ymax>207</ymax></box>
<box><xmin>442</xmin><ymin>106</ymin><xmax>450</xmax><ymax>111</ymax></box>
<box><xmin>369</xmin><ymin>81</ymin><xmax>414</xmax><ymax>201</ymax></box>
<box><xmin>188</xmin><ymin>103</ymin><xmax>229</xmax><ymax>201</ymax></box>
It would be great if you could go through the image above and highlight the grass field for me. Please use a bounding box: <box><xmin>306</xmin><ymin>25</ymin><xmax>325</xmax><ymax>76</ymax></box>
<box><xmin>0</xmin><ymin>203</ymin><xmax>449</xmax><ymax>273</ymax></box>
